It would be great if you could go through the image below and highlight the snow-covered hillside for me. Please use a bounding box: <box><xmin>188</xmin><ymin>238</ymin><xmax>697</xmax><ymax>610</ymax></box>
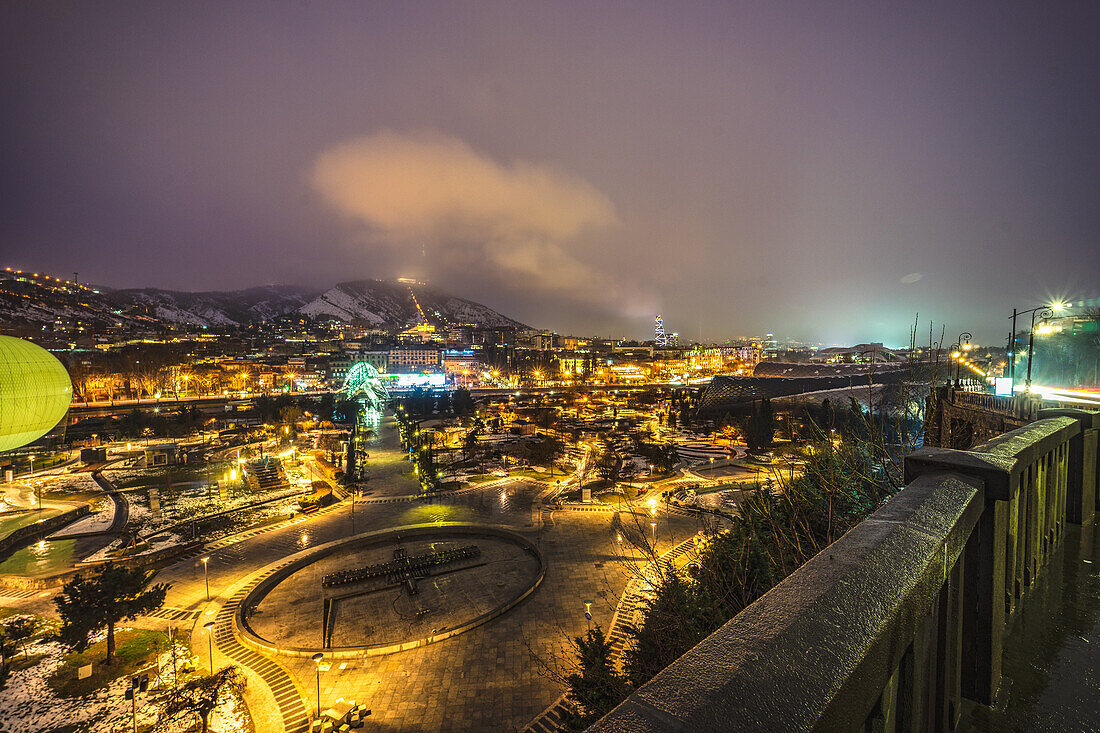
<box><xmin>299</xmin><ymin>280</ymin><xmax>528</xmax><ymax>329</ymax></box>
<box><xmin>0</xmin><ymin>276</ymin><xmax>528</xmax><ymax>333</ymax></box>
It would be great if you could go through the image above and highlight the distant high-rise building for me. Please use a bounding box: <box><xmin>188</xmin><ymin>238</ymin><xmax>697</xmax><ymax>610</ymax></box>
<box><xmin>654</xmin><ymin>315</ymin><xmax>667</xmax><ymax>347</ymax></box>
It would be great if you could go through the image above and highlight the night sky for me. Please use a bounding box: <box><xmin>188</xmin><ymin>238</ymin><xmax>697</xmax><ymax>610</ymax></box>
<box><xmin>3</xmin><ymin>1</ymin><xmax>1098</xmax><ymax>346</ymax></box>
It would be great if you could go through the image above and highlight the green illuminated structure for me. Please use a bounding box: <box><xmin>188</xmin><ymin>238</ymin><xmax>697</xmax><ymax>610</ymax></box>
<box><xmin>0</xmin><ymin>336</ymin><xmax>72</xmax><ymax>452</ymax></box>
<box><xmin>341</xmin><ymin>362</ymin><xmax>389</xmax><ymax>413</ymax></box>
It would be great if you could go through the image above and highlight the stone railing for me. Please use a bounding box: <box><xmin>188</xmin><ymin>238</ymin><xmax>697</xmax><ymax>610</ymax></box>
<box><xmin>924</xmin><ymin>386</ymin><xmax>1049</xmax><ymax>450</ymax></box>
<box><xmin>589</xmin><ymin>409</ymin><xmax>1098</xmax><ymax>732</ymax></box>
<box><xmin>949</xmin><ymin>388</ymin><xmax>1044</xmax><ymax>420</ymax></box>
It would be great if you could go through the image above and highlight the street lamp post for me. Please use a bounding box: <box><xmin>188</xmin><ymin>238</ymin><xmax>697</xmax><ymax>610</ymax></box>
<box><xmin>1009</xmin><ymin>308</ymin><xmax>1018</xmax><ymax>385</ymax></box>
<box><xmin>951</xmin><ymin>332</ymin><xmax>972</xmax><ymax>387</ymax></box>
<box><xmin>1026</xmin><ymin>308</ymin><xmax>1054</xmax><ymax>391</ymax></box>
<box><xmin>350</xmin><ymin>488</ymin><xmax>357</xmax><ymax>536</ymax></box>
<box><xmin>203</xmin><ymin>621</ymin><xmax>215</xmax><ymax>673</ymax></box>
<box><xmin>201</xmin><ymin>557</ymin><xmax>210</xmax><ymax>601</ymax></box>
<box><xmin>27</xmin><ymin>454</ymin><xmax>43</xmax><ymax>510</ymax></box>
<box><xmin>312</xmin><ymin>652</ymin><xmax>325</xmax><ymax>718</ymax></box>
<box><xmin>584</xmin><ymin>600</ymin><xmax>593</xmax><ymax>631</ymax></box>
<box><xmin>1008</xmin><ymin>302</ymin><xmax>1066</xmax><ymax>392</ymax></box>
<box><xmin>650</xmin><ymin>522</ymin><xmax>657</xmax><ymax>551</ymax></box>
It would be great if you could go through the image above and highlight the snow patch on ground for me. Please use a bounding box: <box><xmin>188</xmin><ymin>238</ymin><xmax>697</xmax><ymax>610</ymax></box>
<box><xmin>0</xmin><ymin>629</ymin><xmax>247</xmax><ymax>733</ymax></box>
<box><xmin>48</xmin><ymin>496</ymin><xmax>116</xmax><ymax>538</ymax></box>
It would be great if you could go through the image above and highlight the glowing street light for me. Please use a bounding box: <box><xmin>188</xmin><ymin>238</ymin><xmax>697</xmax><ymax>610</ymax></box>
<box><xmin>1008</xmin><ymin>302</ymin><xmax>1067</xmax><ymax>389</ymax></box>
<box><xmin>312</xmin><ymin>652</ymin><xmax>325</xmax><ymax>717</ymax></box>
<box><xmin>201</xmin><ymin>557</ymin><xmax>210</xmax><ymax>601</ymax></box>
<box><xmin>951</xmin><ymin>332</ymin><xmax>972</xmax><ymax>386</ymax></box>
<box><xmin>203</xmin><ymin>621</ymin><xmax>216</xmax><ymax>673</ymax></box>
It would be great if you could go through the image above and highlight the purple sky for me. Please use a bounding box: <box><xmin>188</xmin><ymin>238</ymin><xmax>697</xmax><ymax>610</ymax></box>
<box><xmin>3</xmin><ymin>1</ymin><xmax>1098</xmax><ymax>346</ymax></box>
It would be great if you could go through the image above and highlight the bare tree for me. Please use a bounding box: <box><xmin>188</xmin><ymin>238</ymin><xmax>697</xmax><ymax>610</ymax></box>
<box><xmin>154</xmin><ymin>666</ymin><xmax>247</xmax><ymax>733</ymax></box>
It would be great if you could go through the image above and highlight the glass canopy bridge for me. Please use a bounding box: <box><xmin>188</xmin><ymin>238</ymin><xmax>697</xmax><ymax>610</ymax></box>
<box><xmin>339</xmin><ymin>362</ymin><xmax>390</xmax><ymax>482</ymax></box>
<box><xmin>340</xmin><ymin>362</ymin><xmax>390</xmax><ymax>417</ymax></box>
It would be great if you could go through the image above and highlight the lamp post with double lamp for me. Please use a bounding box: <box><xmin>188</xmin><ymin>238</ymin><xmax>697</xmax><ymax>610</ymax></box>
<box><xmin>1008</xmin><ymin>302</ymin><xmax>1067</xmax><ymax>391</ymax></box>
<box><xmin>203</xmin><ymin>621</ymin><xmax>215</xmax><ymax>673</ymax></box>
<box><xmin>312</xmin><ymin>652</ymin><xmax>324</xmax><ymax>718</ymax></box>
<box><xmin>201</xmin><ymin>557</ymin><xmax>210</xmax><ymax>601</ymax></box>
<box><xmin>1026</xmin><ymin>307</ymin><xmax>1057</xmax><ymax>391</ymax></box>
<box><xmin>950</xmin><ymin>333</ymin><xmax>972</xmax><ymax>387</ymax></box>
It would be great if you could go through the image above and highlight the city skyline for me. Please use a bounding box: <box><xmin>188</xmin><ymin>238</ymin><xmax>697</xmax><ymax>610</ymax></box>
<box><xmin>4</xmin><ymin>1</ymin><xmax>1098</xmax><ymax>345</ymax></box>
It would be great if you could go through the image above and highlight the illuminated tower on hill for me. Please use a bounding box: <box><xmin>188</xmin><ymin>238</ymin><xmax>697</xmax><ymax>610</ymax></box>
<box><xmin>654</xmin><ymin>315</ymin><xmax>667</xmax><ymax>347</ymax></box>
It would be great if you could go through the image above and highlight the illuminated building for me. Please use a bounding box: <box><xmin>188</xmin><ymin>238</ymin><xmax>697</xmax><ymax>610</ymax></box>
<box><xmin>389</xmin><ymin>347</ymin><xmax>442</xmax><ymax>372</ymax></box>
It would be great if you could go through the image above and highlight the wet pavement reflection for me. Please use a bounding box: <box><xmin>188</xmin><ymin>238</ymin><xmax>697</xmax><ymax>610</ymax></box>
<box><xmin>968</xmin><ymin>524</ymin><xmax>1099</xmax><ymax>731</ymax></box>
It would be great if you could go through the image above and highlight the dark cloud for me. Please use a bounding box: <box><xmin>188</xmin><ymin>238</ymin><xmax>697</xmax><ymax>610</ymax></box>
<box><xmin>311</xmin><ymin>130</ymin><xmax>622</xmax><ymax>303</ymax></box>
<box><xmin>2</xmin><ymin>1</ymin><xmax>1097</xmax><ymax>345</ymax></box>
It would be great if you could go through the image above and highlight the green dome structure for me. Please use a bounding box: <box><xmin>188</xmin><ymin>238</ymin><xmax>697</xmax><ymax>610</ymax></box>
<box><xmin>0</xmin><ymin>336</ymin><xmax>72</xmax><ymax>452</ymax></box>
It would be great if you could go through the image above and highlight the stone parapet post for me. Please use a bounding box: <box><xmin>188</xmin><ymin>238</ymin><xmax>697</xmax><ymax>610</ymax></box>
<box><xmin>1037</xmin><ymin>408</ymin><xmax>1099</xmax><ymax>525</ymax></box>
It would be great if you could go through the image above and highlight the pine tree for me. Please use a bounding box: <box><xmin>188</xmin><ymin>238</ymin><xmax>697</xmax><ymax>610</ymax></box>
<box><xmin>624</xmin><ymin>570</ymin><xmax>723</xmax><ymax>688</ymax></box>
<box><xmin>560</xmin><ymin>627</ymin><xmax>631</xmax><ymax>731</ymax></box>
<box><xmin>745</xmin><ymin>399</ymin><xmax>775</xmax><ymax>451</ymax></box>
<box><xmin>55</xmin><ymin>564</ymin><xmax>170</xmax><ymax>664</ymax></box>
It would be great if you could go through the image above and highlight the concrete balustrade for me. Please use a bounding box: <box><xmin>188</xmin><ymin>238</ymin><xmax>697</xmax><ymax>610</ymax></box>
<box><xmin>590</xmin><ymin>410</ymin><xmax>1098</xmax><ymax>732</ymax></box>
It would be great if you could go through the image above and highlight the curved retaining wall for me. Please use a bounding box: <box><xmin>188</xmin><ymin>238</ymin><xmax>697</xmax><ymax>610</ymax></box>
<box><xmin>0</xmin><ymin>505</ymin><xmax>90</xmax><ymax>562</ymax></box>
<box><xmin>234</xmin><ymin>522</ymin><xmax>544</xmax><ymax>659</ymax></box>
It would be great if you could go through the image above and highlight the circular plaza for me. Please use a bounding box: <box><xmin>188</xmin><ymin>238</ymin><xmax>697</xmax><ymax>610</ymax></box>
<box><xmin>238</xmin><ymin>524</ymin><xmax>544</xmax><ymax>656</ymax></box>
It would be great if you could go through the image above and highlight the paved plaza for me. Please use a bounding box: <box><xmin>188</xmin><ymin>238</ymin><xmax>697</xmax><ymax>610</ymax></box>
<box><xmin>1</xmin><ymin>415</ymin><xmax>710</xmax><ymax>732</ymax></box>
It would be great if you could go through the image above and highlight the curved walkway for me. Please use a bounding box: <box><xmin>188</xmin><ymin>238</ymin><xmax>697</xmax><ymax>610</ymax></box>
<box><xmin>522</xmin><ymin>533</ymin><xmax>702</xmax><ymax>733</ymax></box>
<box><xmin>215</xmin><ymin>590</ymin><xmax>310</xmax><ymax>733</ymax></box>
<box><xmin>203</xmin><ymin>565</ymin><xmax>314</xmax><ymax>733</ymax></box>
<box><xmin>91</xmin><ymin>471</ymin><xmax>130</xmax><ymax>532</ymax></box>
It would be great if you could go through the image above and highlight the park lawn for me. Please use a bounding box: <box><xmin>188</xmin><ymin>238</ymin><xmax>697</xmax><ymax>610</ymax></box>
<box><xmin>8</xmin><ymin>652</ymin><xmax>49</xmax><ymax>674</ymax></box>
<box><xmin>111</xmin><ymin>465</ymin><xmax>215</xmax><ymax>489</ymax></box>
<box><xmin>596</xmin><ymin>485</ymin><xmax>642</xmax><ymax>504</ymax></box>
<box><xmin>12</xmin><ymin>453</ymin><xmax>70</xmax><ymax>475</ymax></box>
<box><xmin>510</xmin><ymin>468</ymin><xmax>556</xmax><ymax>481</ymax></box>
<box><xmin>48</xmin><ymin>628</ymin><xmax>167</xmax><ymax>698</ymax></box>
<box><xmin>560</xmin><ymin>488</ymin><xmax>583</xmax><ymax>502</ymax></box>
<box><xmin>462</xmin><ymin>474</ymin><xmax>501</xmax><ymax>484</ymax></box>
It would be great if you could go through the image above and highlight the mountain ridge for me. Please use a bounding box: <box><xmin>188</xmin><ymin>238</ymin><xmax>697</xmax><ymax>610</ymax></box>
<box><xmin>0</xmin><ymin>276</ymin><xmax>530</xmax><ymax>334</ymax></box>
